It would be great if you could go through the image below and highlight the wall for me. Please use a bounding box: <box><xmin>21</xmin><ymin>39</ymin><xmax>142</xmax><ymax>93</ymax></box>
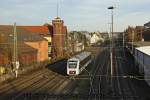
<box><xmin>19</xmin><ymin>51</ymin><xmax>37</xmax><ymax>65</ymax></box>
<box><xmin>43</xmin><ymin>36</ymin><xmax>52</xmax><ymax>60</ymax></box>
<box><xmin>25</xmin><ymin>40</ymin><xmax>48</xmax><ymax>62</ymax></box>
<box><xmin>0</xmin><ymin>51</ymin><xmax>9</xmax><ymax>66</ymax></box>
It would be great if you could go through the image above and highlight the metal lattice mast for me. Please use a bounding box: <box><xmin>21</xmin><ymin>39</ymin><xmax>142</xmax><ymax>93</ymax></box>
<box><xmin>57</xmin><ymin>0</ymin><xmax>59</xmax><ymax>18</ymax></box>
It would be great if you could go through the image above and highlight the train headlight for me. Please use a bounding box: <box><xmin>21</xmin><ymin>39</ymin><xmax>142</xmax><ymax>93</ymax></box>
<box><xmin>69</xmin><ymin>71</ymin><xmax>76</xmax><ymax>75</ymax></box>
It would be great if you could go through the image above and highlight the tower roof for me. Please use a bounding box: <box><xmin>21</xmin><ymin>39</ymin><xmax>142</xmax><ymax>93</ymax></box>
<box><xmin>55</xmin><ymin>17</ymin><xmax>61</xmax><ymax>20</ymax></box>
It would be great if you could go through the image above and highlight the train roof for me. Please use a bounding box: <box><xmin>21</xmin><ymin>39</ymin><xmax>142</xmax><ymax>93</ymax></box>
<box><xmin>136</xmin><ymin>46</ymin><xmax>150</xmax><ymax>56</ymax></box>
<box><xmin>69</xmin><ymin>51</ymin><xmax>91</xmax><ymax>61</ymax></box>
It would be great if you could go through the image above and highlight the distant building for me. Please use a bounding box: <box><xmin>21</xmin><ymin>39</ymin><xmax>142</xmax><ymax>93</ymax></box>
<box><xmin>142</xmin><ymin>21</ymin><xmax>150</xmax><ymax>41</ymax></box>
<box><xmin>100</xmin><ymin>32</ymin><xmax>109</xmax><ymax>40</ymax></box>
<box><xmin>69</xmin><ymin>31</ymin><xmax>86</xmax><ymax>53</ymax></box>
<box><xmin>73</xmin><ymin>42</ymin><xmax>84</xmax><ymax>52</ymax></box>
<box><xmin>142</xmin><ymin>29</ymin><xmax>150</xmax><ymax>41</ymax></box>
<box><xmin>125</xmin><ymin>26</ymin><xmax>144</xmax><ymax>42</ymax></box>
<box><xmin>90</xmin><ymin>33</ymin><xmax>100</xmax><ymax>44</ymax></box>
<box><xmin>144</xmin><ymin>21</ymin><xmax>150</xmax><ymax>28</ymax></box>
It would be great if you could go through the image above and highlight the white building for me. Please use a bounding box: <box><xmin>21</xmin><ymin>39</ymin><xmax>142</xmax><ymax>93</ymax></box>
<box><xmin>90</xmin><ymin>33</ymin><xmax>104</xmax><ymax>45</ymax></box>
<box><xmin>74</xmin><ymin>42</ymin><xmax>84</xmax><ymax>52</ymax></box>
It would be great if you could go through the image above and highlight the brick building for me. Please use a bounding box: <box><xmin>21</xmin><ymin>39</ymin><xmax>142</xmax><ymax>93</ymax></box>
<box><xmin>25</xmin><ymin>40</ymin><xmax>48</xmax><ymax>62</ymax></box>
<box><xmin>19</xmin><ymin>26</ymin><xmax>52</xmax><ymax>60</ymax></box>
<box><xmin>0</xmin><ymin>25</ymin><xmax>48</xmax><ymax>66</ymax></box>
<box><xmin>125</xmin><ymin>26</ymin><xmax>144</xmax><ymax>42</ymax></box>
<box><xmin>52</xmin><ymin>17</ymin><xmax>67</xmax><ymax>58</ymax></box>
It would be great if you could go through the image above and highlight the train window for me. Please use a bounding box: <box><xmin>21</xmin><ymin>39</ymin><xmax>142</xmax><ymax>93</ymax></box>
<box><xmin>68</xmin><ymin>62</ymin><xmax>77</xmax><ymax>68</ymax></box>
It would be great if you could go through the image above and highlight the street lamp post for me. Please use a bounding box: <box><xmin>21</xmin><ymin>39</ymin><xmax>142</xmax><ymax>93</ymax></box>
<box><xmin>108</xmin><ymin>6</ymin><xmax>115</xmax><ymax>78</ymax></box>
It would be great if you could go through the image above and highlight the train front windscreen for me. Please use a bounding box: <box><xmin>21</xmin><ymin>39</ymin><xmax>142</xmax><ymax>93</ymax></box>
<box><xmin>68</xmin><ymin>61</ymin><xmax>77</xmax><ymax>68</ymax></box>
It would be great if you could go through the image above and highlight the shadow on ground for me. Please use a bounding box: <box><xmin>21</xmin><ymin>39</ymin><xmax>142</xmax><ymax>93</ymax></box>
<box><xmin>45</xmin><ymin>59</ymin><xmax>67</xmax><ymax>76</ymax></box>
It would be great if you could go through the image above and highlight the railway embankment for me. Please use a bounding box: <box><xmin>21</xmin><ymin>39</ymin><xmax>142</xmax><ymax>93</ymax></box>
<box><xmin>0</xmin><ymin>58</ymin><xmax>67</xmax><ymax>84</ymax></box>
<box><xmin>0</xmin><ymin>61</ymin><xmax>49</xmax><ymax>84</ymax></box>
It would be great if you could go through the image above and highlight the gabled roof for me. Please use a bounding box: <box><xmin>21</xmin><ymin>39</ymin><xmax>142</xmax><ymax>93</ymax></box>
<box><xmin>0</xmin><ymin>25</ymin><xmax>47</xmax><ymax>42</ymax></box>
<box><xmin>19</xmin><ymin>26</ymin><xmax>52</xmax><ymax>36</ymax></box>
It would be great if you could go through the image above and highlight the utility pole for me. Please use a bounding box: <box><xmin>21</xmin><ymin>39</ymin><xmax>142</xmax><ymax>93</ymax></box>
<box><xmin>13</xmin><ymin>23</ymin><xmax>19</xmax><ymax>78</ymax></box>
<box><xmin>13</xmin><ymin>23</ymin><xmax>17</xmax><ymax>69</ymax></box>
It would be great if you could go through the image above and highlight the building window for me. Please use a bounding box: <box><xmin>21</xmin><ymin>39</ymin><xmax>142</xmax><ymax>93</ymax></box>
<box><xmin>48</xmin><ymin>53</ymin><xmax>52</xmax><ymax>57</ymax></box>
<box><xmin>48</xmin><ymin>42</ymin><xmax>51</xmax><ymax>46</ymax></box>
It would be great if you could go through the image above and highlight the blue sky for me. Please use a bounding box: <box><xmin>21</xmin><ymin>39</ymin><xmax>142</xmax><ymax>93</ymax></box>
<box><xmin>0</xmin><ymin>0</ymin><xmax>150</xmax><ymax>32</ymax></box>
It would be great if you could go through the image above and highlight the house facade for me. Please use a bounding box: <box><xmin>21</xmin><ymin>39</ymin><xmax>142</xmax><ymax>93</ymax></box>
<box><xmin>0</xmin><ymin>25</ymin><xmax>48</xmax><ymax>66</ymax></box>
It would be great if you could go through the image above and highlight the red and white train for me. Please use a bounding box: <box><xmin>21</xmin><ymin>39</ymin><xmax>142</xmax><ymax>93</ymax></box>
<box><xmin>67</xmin><ymin>51</ymin><xmax>92</xmax><ymax>76</ymax></box>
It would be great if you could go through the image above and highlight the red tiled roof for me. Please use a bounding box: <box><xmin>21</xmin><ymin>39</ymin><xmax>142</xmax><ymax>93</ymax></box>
<box><xmin>19</xmin><ymin>26</ymin><xmax>52</xmax><ymax>35</ymax></box>
<box><xmin>0</xmin><ymin>25</ymin><xmax>47</xmax><ymax>42</ymax></box>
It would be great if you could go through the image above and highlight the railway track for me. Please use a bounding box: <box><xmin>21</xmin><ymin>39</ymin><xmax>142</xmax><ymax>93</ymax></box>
<box><xmin>114</xmin><ymin>47</ymin><xmax>139</xmax><ymax>100</ymax></box>
<box><xmin>0</xmin><ymin>68</ymin><xmax>49</xmax><ymax>94</ymax></box>
<box><xmin>0</xmin><ymin>69</ymin><xmax>53</xmax><ymax>100</ymax></box>
<box><xmin>118</xmin><ymin>48</ymin><xmax>139</xmax><ymax>100</ymax></box>
<box><xmin>11</xmin><ymin>73</ymin><xmax>59</xmax><ymax>100</ymax></box>
<box><xmin>97</xmin><ymin>49</ymin><xmax>109</xmax><ymax>99</ymax></box>
<box><xmin>114</xmin><ymin>50</ymin><xmax>125</xmax><ymax>100</ymax></box>
<box><xmin>0</xmin><ymin>60</ymin><xmax>77</xmax><ymax>100</ymax></box>
<box><xmin>0</xmin><ymin>68</ymin><xmax>46</xmax><ymax>91</ymax></box>
<box><xmin>88</xmin><ymin>48</ymin><xmax>109</xmax><ymax>100</ymax></box>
